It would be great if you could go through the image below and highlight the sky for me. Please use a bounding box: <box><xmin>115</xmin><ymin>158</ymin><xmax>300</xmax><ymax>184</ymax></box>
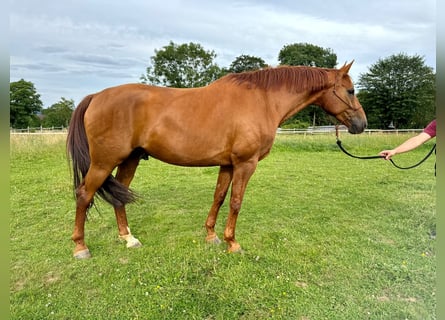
<box><xmin>10</xmin><ymin>0</ymin><xmax>436</xmax><ymax>108</ymax></box>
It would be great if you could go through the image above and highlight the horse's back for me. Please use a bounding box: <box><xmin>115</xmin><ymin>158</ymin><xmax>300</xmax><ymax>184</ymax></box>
<box><xmin>85</xmin><ymin>83</ymin><xmax>180</xmax><ymax>131</ymax></box>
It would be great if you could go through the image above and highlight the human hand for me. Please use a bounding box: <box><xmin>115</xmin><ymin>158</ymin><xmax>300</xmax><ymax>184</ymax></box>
<box><xmin>379</xmin><ymin>149</ymin><xmax>396</xmax><ymax>160</ymax></box>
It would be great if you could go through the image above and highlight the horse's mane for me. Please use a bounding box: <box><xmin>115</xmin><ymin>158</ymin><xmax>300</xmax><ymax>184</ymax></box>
<box><xmin>224</xmin><ymin>66</ymin><xmax>329</xmax><ymax>93</ymax></box>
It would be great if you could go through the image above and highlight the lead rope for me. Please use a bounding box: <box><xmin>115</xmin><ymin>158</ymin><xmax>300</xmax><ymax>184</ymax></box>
<box><xmin>335</xmin><ymin>125</ymin><xmax>436</xmax><ymax>171</ymax></box>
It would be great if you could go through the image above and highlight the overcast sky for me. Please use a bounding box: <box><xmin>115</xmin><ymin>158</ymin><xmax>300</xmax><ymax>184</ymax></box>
<box><xmin>10</xmin><ymin>0</ymin><xmax>436</xmax><ymax>108</ymax></box>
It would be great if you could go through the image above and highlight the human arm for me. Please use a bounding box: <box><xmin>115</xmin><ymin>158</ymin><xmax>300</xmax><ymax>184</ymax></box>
<box><xmin>379</xmin><ymin>132</ymin><xmax>433</xmax><ymax>160</ymax></box>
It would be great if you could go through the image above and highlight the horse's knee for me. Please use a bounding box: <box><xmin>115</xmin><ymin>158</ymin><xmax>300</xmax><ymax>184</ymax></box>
<box><xmin>230</xmin><ymin>198</ymin><xmax>241</xmax><ymax>213</ymax></box>
<box><xmin>216</xmin><ymin>191</ymin><xmax>227</xmax><ymax>203</ymax></box>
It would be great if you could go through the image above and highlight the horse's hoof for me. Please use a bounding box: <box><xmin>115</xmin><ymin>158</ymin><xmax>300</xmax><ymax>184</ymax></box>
<box><xmin>119</xmin><ymin>234</ymin><xmax>142</xmax><ymax>248</ymax></box>
<box><xmin>126</xmin><ymin>238</ymin><xmax>142</xmax><ymax>248</ymax></box>
<box><xmin>227</xmin><ymin>243</ymin><xmax>244</xmax><ymax>254</ymax></box>
<box><xmin>73</xmin><ymin>249</ymin><xmax>91</xmax><ymax>259</ymax></box>
<box><xmin>206</xmin><ymin>236</ymin><xmax>222</xmax><ymax>245</ymax></box>
<box><xmin>228</xmin><ymin>248</ymin><xmax>244</xmax><ymax>254</ymax></box>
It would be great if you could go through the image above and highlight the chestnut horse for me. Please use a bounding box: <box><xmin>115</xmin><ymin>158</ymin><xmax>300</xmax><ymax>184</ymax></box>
<box><xmin>67</xmin><ymin>61</ymin><xmax>367</xmax><ymax>258</ymax></box>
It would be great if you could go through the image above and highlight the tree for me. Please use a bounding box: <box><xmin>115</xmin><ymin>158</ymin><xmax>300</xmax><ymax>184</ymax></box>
<box><xmin>10</xmin><ymin>79</ymin><xmax>43</xmax><ymax>128</ymax></box>
<box><xmin>228</xmin><ymin>54</ymin><xmax>268</xmax><ymax>73</ymax></box>
<box><xmin>278</xmin><ymin>42</ymin><xmax>337</xmax><ymax>68</ymax></box>
<box><xmin>357</xmin><ymin>53</ymin><xmax>435</xmax><ymax>129</ymax></box>
<box><xmin>278</xmin><ymin>43</ymin><xmax>338</xmax><ymax>128</ymax></box>
<box><xmin>42</xmin><ymin>97</ymin><xmax>75</xmax><ymax>127</ymax></box>
<box><xmin>140</xmin><ymin>41</ymin><xmax>223</xmax><ymax>88</ymax></box>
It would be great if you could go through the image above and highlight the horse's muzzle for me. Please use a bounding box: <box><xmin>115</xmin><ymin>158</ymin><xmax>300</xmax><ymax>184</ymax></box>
<box><xmin>348</xmin><ymin>118</ymin><xmax>367</xmax><ymax>134</ymax></box>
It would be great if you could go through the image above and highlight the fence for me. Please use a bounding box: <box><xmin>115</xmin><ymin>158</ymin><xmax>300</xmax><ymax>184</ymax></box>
<box><xmin>10</xmin><ymin>126</ymin><xmax>68</xmax><ymax>134</ymax></box>
<box><xmin>277</xmin><ymin>126</ymin><xmax>423</xmax><ymax>135</ymax></box>
<box><xmin>10</xmin><ymin>126</ymin><xmax>423</xmax><ymax>135</ymax></box>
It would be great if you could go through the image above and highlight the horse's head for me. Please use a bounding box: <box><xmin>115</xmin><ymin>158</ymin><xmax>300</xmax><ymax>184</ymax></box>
<box><xmin>314</xmin><ymin>61</ymin><xmax>367</xmax><ymax>134</ymax></box>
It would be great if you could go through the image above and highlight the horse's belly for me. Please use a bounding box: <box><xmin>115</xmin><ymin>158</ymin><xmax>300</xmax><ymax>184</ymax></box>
<box><xmin>144</xmin><ymin>136</ymin><xmax>232</xmax><ymax>167</ymax></box>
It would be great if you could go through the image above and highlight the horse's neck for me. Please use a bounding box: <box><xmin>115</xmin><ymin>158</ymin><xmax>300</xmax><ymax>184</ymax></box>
<box><xmin>269</xmin><ymin>89</ymin><xmax>324</xmax><ymax>125</ymax></box>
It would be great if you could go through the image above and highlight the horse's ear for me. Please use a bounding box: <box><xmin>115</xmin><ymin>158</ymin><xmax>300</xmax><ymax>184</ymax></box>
<box><xmin>339</xmin><ymin>60</ymin><xmax>354</xmax><ymax>74</ymax></box>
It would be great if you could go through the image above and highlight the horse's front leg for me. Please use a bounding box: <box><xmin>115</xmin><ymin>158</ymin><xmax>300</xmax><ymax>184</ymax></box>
<box><xmin>205</xmin><ymin>166</ymin><xmax>233</xmax><ymax>245</ymax></box>
<box><xmin>114</xmin><ymin>155</ymin><xmax>142</xmax><ymax>248</ymax></box>
<box><xmin>224</xmin><ymin>160</ymin><xmax>257</xmax><ymax>253</ymax></box>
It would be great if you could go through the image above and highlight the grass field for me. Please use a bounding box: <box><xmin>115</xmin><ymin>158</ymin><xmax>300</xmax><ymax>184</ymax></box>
<box><xmin>10</xmin><ymin>133</ymin><xmax>436</xmax><ymax>319</ymax></box>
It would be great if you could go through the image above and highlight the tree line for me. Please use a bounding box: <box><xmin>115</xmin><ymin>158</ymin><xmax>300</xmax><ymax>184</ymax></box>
<box><xmin>10</xmin><ymin>42</ymin><xmax>435</xmax><ymax>129</ymax></box>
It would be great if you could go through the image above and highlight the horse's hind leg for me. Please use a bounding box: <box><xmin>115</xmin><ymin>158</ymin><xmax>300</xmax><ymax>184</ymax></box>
<box><xmin>72</xmin><ymin>165</ymin><xmax>113</xmax><ymax>259</ymax></box>
<box><xmin>205</xmin><ymin>165</ymin><xmax>233</xmax><ymax>244</ymax></box>
<box><xmin>114</xmin><ymin>152</ymin><xmax>143</xmax><ymax>248</ymax></box>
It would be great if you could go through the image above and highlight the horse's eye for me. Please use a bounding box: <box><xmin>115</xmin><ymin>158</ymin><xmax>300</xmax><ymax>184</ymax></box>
<box><xmin>347</xmin><ymin>89</ymin><xmax>355</xmax><ymax>95</ymax></box>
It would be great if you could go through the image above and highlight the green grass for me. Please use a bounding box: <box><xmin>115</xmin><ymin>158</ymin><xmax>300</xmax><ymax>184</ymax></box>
<box><xmin>10</xmin><ymin>133</ymin><xmax>436</xmax><ymax>319</ymax></box>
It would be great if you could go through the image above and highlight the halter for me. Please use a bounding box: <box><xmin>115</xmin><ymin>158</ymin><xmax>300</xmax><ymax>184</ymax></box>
<box><xmin>332</xmin><ymin>73</ymin><xmax>361</xmax><ymax>112</ymax></box>
<box><xmin>333</xmin><ymin>86</ymin><xmax>357</xmax><ymax>111</ymax></box>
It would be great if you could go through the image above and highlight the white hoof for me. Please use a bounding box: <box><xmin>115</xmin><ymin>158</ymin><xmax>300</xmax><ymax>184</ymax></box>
<box><xmin>119</xmin><ymin>234</ymin><xmax>142</xmax><ymax>248</ymax></box>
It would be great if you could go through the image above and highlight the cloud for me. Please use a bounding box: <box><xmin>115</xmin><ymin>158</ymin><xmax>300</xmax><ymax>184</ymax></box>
<box><xmin>9</xmin><ymin>0</ymin><xmax>435</xmax><ymax>107</ymax></box>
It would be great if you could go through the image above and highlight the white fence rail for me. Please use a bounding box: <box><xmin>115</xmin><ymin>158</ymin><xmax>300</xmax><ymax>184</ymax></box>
<box><xmin>10</xmin><ymin>126</ymin><xmax>423</xmax><ymax>135</ymax></box>
<box><xmin>277</xmin><ymin>126</ymin><xmax>423</xmax><ymax>135</ymax></box>
<box><xmin>10</xmin><ymin>126</ymin><xmax>68</xmax><ymax>134</ymax></box>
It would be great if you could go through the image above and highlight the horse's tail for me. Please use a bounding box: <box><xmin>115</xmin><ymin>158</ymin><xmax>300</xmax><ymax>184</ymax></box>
<box><xmin>67</xmin><ymin>94</ymin><xmax>136</xmax><ymax>207</ymax></box>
